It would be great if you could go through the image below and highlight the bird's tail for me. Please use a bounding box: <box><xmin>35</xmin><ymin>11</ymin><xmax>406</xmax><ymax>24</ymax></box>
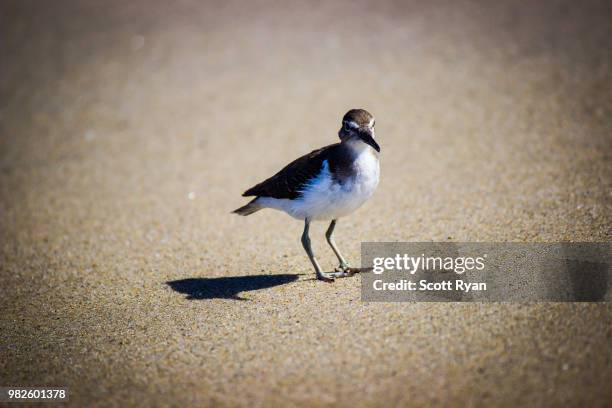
<box><xmin>232</xmin><ymin>198</ymin><xmax>262</xmax><ymax>216</ymax></box>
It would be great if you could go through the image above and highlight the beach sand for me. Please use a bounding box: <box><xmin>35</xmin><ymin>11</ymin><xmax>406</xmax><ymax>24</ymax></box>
<box><xmin>1</xmin><ymin>0</ymin><xmax>611</xmax><ymax>406</ymax></box>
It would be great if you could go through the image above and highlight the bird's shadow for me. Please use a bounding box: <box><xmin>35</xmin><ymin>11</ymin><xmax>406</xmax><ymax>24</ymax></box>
<box><xmin>166</xmin><ymin>274</ymin><xmax>301</xmax><ymax>301</ymax></box>
<box><xmin>167</xmin><ymin>268</ymin><xmax>371</xmax><ymax>300</ymax></box>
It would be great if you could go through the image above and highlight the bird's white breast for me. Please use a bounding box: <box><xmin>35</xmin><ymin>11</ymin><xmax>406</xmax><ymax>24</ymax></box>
<box><xmin>259</xmin><ymin>147</ymin><xmax>379</xmax><ymax>220</ymax></box>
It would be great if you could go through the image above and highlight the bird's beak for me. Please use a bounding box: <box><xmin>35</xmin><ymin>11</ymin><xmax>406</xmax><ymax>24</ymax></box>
<box><xmin>359</xmin><ymin>129</ymin><xmax>380</xmax><ymax>152</ymax></box>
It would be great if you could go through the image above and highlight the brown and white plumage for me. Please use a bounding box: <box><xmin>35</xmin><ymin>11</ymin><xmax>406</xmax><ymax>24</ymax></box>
<box><xmin>233</xmin><ymin>109</ymin><xmax>380</xmax><ymax>281</ymax></box>
<box><xmin>234</xmin><ymin>109</ymin><xmax>380</xmax><ymax>220</ymax></box>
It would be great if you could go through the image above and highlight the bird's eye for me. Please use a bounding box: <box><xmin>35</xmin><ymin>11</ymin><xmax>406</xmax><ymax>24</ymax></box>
<box><xmin>372</xmin><ymin>120</ymin><xmax>375</xmax><ymax>128</ymax></box>
<box><xmin>343</xmin><ymin>122</ymin><xmax>351</xmax><ymax>132</ymax></box>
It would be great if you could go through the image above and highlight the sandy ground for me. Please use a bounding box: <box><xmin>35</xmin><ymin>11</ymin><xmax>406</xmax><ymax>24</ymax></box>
<box><xmin>1</xmin><ymin>0</ymin><xmax>611</xmax><ymax>406</ymax></box>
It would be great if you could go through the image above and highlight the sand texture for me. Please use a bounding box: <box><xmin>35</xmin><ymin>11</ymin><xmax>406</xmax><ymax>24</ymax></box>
<box><xmin>1</xmin><ymin>0</ymin><xmax>611</xmax><ymax>406</ymax></box>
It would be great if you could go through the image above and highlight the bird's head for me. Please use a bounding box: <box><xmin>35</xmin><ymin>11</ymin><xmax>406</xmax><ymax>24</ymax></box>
<box><xmin>338</xmin><ymin>109</ymin><xmax>380</xmax><ymax>152</ymax></box>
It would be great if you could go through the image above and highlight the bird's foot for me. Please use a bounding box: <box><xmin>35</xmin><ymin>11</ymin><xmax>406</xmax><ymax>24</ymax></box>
<box><xmin>333</xmin><ymin>263</ymin><xmax>356</xmax><ymax>277</ymax></box>
<box><xmin>316</xmin><ymin>272</ymin><xmax>335</xmax><ymax>283</ymax></box>
<box><xmin>330</xmin><ymin>267</ymin><xmax>357</xmax><ymax>278</ymax></box>
<box><xmin>328</xmin><ymin>270</ymin><xmax>350</xmax><ymax>278</ymax></box>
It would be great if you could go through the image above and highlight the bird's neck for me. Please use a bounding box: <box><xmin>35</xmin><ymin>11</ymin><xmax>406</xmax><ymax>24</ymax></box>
<box><xmin>342</xmin><ymin>137</ymin><xmax>379</xmax><ymax>157</ymax></box>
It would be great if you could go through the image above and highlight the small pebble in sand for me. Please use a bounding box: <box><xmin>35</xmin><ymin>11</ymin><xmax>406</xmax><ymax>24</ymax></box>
<box><xmin>84</xmin><ymin>130</ymin><xmax>96</xmax><ymax>141</ymax></box>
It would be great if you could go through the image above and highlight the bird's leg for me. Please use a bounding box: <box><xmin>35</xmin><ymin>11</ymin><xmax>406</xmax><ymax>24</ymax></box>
<box><xmin>325</xmin><ymin>219</ymin><xmax>352</xmax><ymax>276</ymax></box>
<box><xmin>302</xmin><ymin>219</ymin><xmax>334</xmax><ymax>282</ymax></box>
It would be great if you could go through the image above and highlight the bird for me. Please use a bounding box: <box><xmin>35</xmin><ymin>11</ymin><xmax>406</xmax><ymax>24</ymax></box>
<box><xmin>233</xmin><ymin>109</ymin><xmax>380</xmax><ymax>282</ymax></box>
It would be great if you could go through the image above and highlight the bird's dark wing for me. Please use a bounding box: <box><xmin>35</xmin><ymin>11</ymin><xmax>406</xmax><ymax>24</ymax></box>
<box><xmin>242</xmin><ymin>143</ymin><xmax>340</xmax><ymax>200</ymax></box>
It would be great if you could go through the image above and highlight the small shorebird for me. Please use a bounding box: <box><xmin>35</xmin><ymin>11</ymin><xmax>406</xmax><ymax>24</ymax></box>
<box><xmin>233</xmin><ymin>109</ymin><xmax>380</xmax><ymax>281</ymax></box>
